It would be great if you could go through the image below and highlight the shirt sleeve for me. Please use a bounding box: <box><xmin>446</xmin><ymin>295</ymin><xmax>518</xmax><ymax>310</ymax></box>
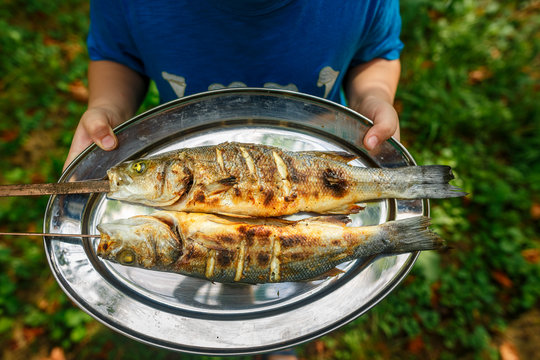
<box><xmin>351</xmin><ymin>0</ymin><xmax>404</xmax><ymax>65</ymax></box>
<box><xmin>87</xmin><ymin>0</ymin><xmax>146</xmax><ymax>75</ymax></box>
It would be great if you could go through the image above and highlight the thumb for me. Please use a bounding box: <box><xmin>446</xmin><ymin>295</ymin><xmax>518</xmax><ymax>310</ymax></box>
<box><xmin>81</xmin><ymin>108</ymin><xmax>119</xmax><ymax>151</ymax></box>
<box><xmin>363</xmin><ymin>104</ymin><xmax>400</xmax><ymax>151</ymax></box>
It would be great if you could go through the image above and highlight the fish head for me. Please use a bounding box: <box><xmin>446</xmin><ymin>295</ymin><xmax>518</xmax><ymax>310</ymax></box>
<box><xmin>107</xmin><ymin>157</ymin><xmax>192</xmax><ymax>206</ymax></box>
<box><xmin>96</xmin><ymin>215</ymin><xmax>181</xmax><ymax>269</ymax></box>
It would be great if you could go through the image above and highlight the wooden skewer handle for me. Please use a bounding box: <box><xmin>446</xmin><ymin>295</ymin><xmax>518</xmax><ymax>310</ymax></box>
<box><xmin>0</xmin><ymin>180</ymin><xmax>110</xmax><ymax>197</ymax></box>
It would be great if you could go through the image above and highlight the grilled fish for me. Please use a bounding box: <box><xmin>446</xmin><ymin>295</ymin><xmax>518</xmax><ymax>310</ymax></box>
<box><xmin>107</xmin><ymin>142</ymin><xmax>465</xmax><ymax>217</ymax></box>
<box><xmin>96</xmin><ymin>211</ymin><xmax>445</xmax><ymax>284</ymax></box>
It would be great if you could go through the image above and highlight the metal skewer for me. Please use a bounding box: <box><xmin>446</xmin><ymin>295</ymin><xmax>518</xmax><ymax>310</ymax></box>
<box><xmin>0</xmin><ymin>232</ymin><xmax>100</xmax><ymax>238</ymax></box>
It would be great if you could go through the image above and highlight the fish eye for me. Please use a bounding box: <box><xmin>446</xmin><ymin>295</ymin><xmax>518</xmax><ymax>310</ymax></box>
<box><xmin>131</xmin><ymin>161</ymin><xmax>147</xmax><ymax>174</ymax></box>
<box><xmin>118</xmin><ymin>250</ymin><xmax>136</xmax><ymax>265</ymax></box>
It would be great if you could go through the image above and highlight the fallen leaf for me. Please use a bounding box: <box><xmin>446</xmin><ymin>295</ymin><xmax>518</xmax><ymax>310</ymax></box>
<box><xmin>531</xmin><ymin>203</ymin><xmax>540</xmax><ymax>220</ymax></box>
<box><xmin>0</xmin><ymin>129</ymin><xmax>19</xmax><ymax>142</ymax></box>
<box><xmin>427</xmin><ymin>10</ymin><xmax>443</xmax><ymax>20</ymax></box>
<box><xmin>314</xmin><ymin>340</ymin><xmax>325</xmax><ymax>354</ymax></box>
<box><xmin>490</xmin><ymin>47</ymin><xmax>502</xmax><ymax>60</ymax></box>
<box><xmin>62</xmin><ymin>42</ymin><xmax>85</xmax><ymax>62</ymax></box>
<box><xmin>42</xmin><ymin>347</ymin><xmax>66</xmax><ymax>360</ymax></box>
<box><xmin>38</xmin><ymin>299</ymin><xmax>49</xmax><ymax>310</ymax></box>
<box><xmin>408</xmin><ymin>335</ymin><xmax>424</xmax><ymax>354</ymax></box>
<box><xmin>492</xmin><ymin>270</ymin><xmax>513</xmax><ymax>288</ymax></box>
<box><xmin>468</xmin><ymin>66</ymin><xmax>493</xmax><ymax>84</ymax></box>
<box><xmin>499</xmin><ymin>340</ymin><xmax>520</xmax><ymax>360</ymax></box>
<box><xmin>31</xmin><ymin>172</ymin><xmax>46</xmax><ymax>184</ymax></box>
<box><xmin>522</xmin><ymin>249</ymin><xmax>540</xmax><ymax>264</ymax></box>
<box><xmin>23</xmin><ymin>327</ymin><xmax>45</xmax><ymax>343</ymax></box>
<box><xmin>69</xmin><ymin>80</ymin><xmax>89</xmax><ymax>103</ymax></box>
<box><xmin>420</xmin><ymin>60</ymin><xmax>434</xmax><ymax>69</ymax></box>
<box><xmin>430</xmin><ymin>281</ymin><xmax>441</xmax><ymax>308</ymax></box>
<box><xmin>43</xmin><ymin>36</ymin><xmax>61</xmax><ymax>47</ymax></box>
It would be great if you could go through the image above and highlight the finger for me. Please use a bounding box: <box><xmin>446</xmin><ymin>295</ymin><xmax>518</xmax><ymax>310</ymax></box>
<box><xmin>81</xmin><ymin>110</ymin><xmax>118</xmax><ymax>151</ymax></box>
<box><xmin>363</xmin><ymin>106</ymin><xmax>399</xmax><ymax>151</ymax></box>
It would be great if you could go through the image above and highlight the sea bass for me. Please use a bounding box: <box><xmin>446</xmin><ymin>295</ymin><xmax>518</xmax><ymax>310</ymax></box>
<box><xmin>107</xmin><ymin>142</ymin><xmax>465</xmax><ymax>217</ymax></box>
<box><xmin>96</xmin><ymin>211</ymin><xmax>445</xmax><ymax>284</ymax></box>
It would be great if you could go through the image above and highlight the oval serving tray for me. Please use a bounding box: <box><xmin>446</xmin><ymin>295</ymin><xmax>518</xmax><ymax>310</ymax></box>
<box><xmin>44</xmin><ymin>88</ymin><xmax>426</xmax><ymax>355</ymax></box>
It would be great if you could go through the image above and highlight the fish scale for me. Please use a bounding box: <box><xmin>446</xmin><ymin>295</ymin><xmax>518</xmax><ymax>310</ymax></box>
<box><xmin>106</xmin><ymin>142</ymin><xmax>466</xmax><ymax>217</ymax></box>
<box><xmin>96</xmin><ymin>211</ymin><xmax>446</xmax><ymax>284</ymax></box>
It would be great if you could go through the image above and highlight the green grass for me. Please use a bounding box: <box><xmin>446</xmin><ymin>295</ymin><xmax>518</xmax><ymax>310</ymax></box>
<box><xmin>0</xmin><ymin>0</ymin><xmax>539</xmax><ymax>359</ymax></box>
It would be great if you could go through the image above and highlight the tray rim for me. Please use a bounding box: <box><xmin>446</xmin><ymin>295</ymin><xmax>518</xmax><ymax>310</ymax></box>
<box><xmin>44</xmin><ymin>88</ymin><xmax>427</xmax><ymax>355</ymax></box>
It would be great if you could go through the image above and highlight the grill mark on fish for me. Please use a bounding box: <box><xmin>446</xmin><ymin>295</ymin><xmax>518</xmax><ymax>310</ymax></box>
<box><xmin>218</xmin><ymin>234</ymin><xmax>235</xmax><ymax>244</ymax></box>
<box><xmin>282</xmin><ymin>156</ymin><xmax>304</xmax><ymax>184</ymax></box>
<box><xmin>322</xmin><ymin>168</ymin><xmax>349</xmax><ymax>197</ymax></box>
<box><xmin>290</xmin><ymin>252</ymin><xmax>308</xmax><ymax>261</ymax></box>
<box><xmin>215</xmin><ymin>148</ymin><xmax>225</xmax><ymax>173</ymax></box>
<box><xmin>218</xmin><ymin>175</ymin><xmax>237</xmax><ymax>186</ymax></box>
<box><xmin>217</xmin><ymin>250</ymin><xmax>233</xmax><ymax>267</ymax></box>
<box><xmin>205</xmin><ymin>250</ymin><xmax>217</xmax><ymax>278</ymax></box>
<box><xmin>263</xmin><ymin>188</ymin><xmax>274</xmax><ymax>206</ymax></box>
<box><xmin>194</xmin><ymin>190</ymin><xmax>205</xmax><ymax>203</ymax></box>
<box><xmin>269</xmin><ymin>236</ymin><xmax>281</xmax><ymax>282</ymax></box>
<box><xmin>272</xmin><ymin>151</ymin><xmax>293</xmax><ymax>198</ymax></box>
<box><xmin>154</xmin><ymin>162</ymin><xmax>168</xmax><ymax>193</ymax></box>
<box><xmin>281</xmin><ymin>234</ymin><xmax>306</xmax><ymax>248</ymax></box>
<box><xmin>239</xmin><ymin>146</ymin><xmax>256</xmax><ymax>177</ymax></box>
<box><xmin>245</xmin><ymin>226</ymin><xmax>272</xmax><ymax>247</ymax></box>
<box><xmin>179</xmin><ymin>167</ymin><xmax>194</xmax><ymax>199</ymax></box>
<box><xmin>257</xmin><ymin>252</ymin><xmax>270</xmax><ymax>266</ymax></box>
<box><xmin>234</xmin><ymin>240</ymin><xmax>247</xmax><ymax>281</ymax></box>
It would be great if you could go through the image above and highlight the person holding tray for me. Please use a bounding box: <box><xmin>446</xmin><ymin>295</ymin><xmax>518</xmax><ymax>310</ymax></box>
<box><xmin>64</xmin><ymin>1</ymin><xmax>404</xmax><ymax>359</ymax></box>
<box><xmin>65</xmin><ymin>0</ymin><xmax>403</xmax><ymax>170</ymax></box>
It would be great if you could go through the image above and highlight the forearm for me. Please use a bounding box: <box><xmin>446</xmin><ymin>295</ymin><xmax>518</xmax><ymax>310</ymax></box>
<box><xmin>345</xmin><ymin>59</ymin><xmax>401</xmax><ymax>148</ymax></box>
<box><xmin>346</xmin><ymin>58</ymin><xmax>400</xmax><ymax>108</ymax></box>
<box><xmin>87</xmin><ymin>60</ymin><xmax>149</xmax><ymax>122</ymax></box>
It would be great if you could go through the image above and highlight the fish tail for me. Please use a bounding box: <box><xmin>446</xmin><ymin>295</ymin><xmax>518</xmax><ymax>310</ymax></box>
<box><xmin>397</xmin><ymin>165</ymin><xmax>467</xmax><ymax>199</ymax></box>
<box><xmin>381</xmin><ymin>216</ymin><xmax>446</xmax><ymax>253</ymax></box>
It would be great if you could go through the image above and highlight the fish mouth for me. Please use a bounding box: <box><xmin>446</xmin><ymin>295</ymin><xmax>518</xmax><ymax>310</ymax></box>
<box><xmin>108</xmin><ymin>170</ymin><xmax>133</xmax><ymax>189</ymax></box>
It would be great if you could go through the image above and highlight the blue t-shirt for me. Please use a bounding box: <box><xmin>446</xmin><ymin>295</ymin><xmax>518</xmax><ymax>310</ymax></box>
<box><xmin>88</xmin><ymin>0</ymin><xmax>403</xmax><ymax>103</ymax></box>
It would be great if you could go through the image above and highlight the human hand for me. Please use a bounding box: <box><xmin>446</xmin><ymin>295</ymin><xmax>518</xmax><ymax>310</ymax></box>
<box><xmin>356</xmin><ymin>95</ymin><xmax>400</xmax><ymax>151</ymax></box>
<box><xmin>63</xmin><ymin>106</ymin><xmax>122</xmax><ymax>170</ymax></box>
<box><xmin>345</xmin><ymin>59</ymin><xmax>401</xmax><ymax>151</ymax></box>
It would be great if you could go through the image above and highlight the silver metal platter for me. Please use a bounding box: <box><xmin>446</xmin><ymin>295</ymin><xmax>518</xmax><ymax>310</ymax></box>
<box><xmin>44</xmin><ymin>88</ymin><xmax>426</xmax><ymax>355</ymax></box>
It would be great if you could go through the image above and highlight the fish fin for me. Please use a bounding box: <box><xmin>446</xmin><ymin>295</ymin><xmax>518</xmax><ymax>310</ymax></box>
<box><xmin>299</xmin><ymin>215</ymin><xmax>351</xmax><ymax>225</ymax></box>
<box><xmin>304</xmin><ymin>267</ymin><xmax>345</xmax><ymax>281</ymax></box>
<box><xmin>320</xmin><ymin>204</ymin><xmax>366</xmax><ymax>214</ymax></box>
<box><xmin>382</xmin><ymin>216</ymin><xmax>446</xmax><ymax>253</ymax></box>
<box><xmin>203</xmin><ymin>176</ymin><xmax>237</xmax><ymax>196</ymax></box>
<box><xmin>298</xmin><ymin>150</ymin><xmax>358</xmax><ymax>163</ymax></box>
<box><xmin>397</xmin><ymin>166</ymin><xmax>467</xmax><ymax>198</ymax></box>
<box><xmin>192</xmin><ymin>236</ymin><xmax>230</xmax><ymax>252</ymax></box>
<box><xmin>404</xmin><ymin>183</ymin><xmax>468</xmax><ymax>199</ymax></box>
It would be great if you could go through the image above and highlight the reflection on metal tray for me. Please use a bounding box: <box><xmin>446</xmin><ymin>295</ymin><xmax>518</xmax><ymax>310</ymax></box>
<box><xmin>44</xmin><ymin>88</ymin><xmax>426</xmax><ymax>355</ymax></box>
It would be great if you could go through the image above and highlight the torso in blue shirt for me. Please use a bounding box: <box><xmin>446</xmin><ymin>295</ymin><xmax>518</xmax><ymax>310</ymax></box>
<box><xmin>88</xmin><ymin>0</ymin><xmax>403</xmax><ymax>103</ymax></box>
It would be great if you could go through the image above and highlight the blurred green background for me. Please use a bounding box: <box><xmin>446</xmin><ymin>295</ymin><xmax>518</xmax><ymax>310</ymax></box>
<box><xmin>0</xmin><ymin>0</ymin><xmax>539</xmax><ymax>359</ymax></box>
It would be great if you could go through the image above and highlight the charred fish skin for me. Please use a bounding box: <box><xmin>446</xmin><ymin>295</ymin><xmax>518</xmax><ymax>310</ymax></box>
<box><xmin>96</xmin><ymin>211</ymin><xmax>445</xmax><ymax>284</ymax></box>
<box><xmin>106</xmin><ymin>142</ymin><xmax>466</xmax><ymax>217</ymax></box>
